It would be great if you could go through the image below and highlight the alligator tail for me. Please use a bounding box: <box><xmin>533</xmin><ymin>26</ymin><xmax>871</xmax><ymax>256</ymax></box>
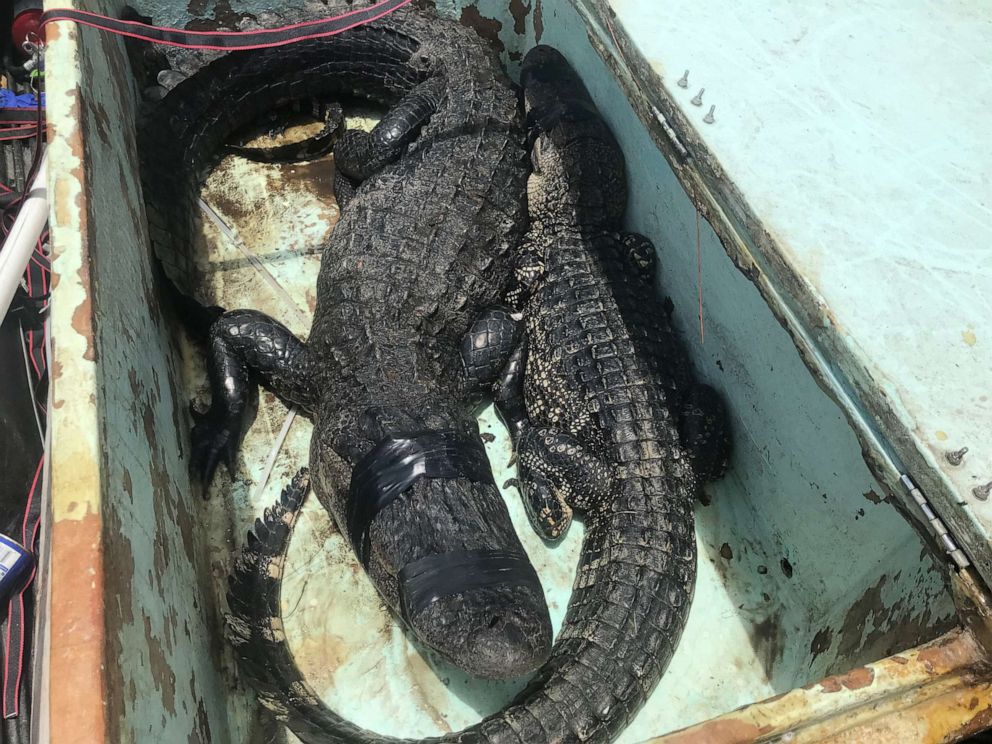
<box><xmin>227</xmin><ymin>465</ymin><xmax>694</xmax><ymax>744</ymax></box>
<box><xmin>225</xmin><ymin>469</ymin><xmax>407</xmax><ymax>744</ymax></box>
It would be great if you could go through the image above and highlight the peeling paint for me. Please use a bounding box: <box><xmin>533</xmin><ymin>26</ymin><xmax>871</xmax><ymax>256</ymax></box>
<box><xmin>819</xmin><ymin>666</ymin><xmax>874</xmax><ymax>693</ymax></box>
<box><xmin>508</xmin><ymin>0</ymin><xmax>531</xmax><ymax>34</ymax></box>
<box><xmin>459</xmin><ymin>6</ymin><xmax>505</xmax><ymax>54</ymax></box>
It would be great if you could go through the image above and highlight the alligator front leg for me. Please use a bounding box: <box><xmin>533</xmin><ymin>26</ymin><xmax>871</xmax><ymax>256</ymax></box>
<box><xmin>516</xmin><ymin>427</ymin><xmax>615</xmax><ymax>540</ymax></box>
<box><xmin>334</xmin><ymin>76</ymin><xmax>446</xmax><ymax>182</ymax></box>
<box><xmin>193</xmin><ymin>309</ymin><xmax>316</xmax><ymax>486</ymax></box>
<box><xmin>489</xmin><ymin>333</ymin><xmax>615</xmax><ymax>540</ymax></box>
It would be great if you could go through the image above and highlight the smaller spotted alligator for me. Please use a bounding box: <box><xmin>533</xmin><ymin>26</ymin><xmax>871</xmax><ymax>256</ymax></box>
<box><xmin>225</xmin><ymin>44</ymin><xmax>729</xmax><ymax>744</ymax></box>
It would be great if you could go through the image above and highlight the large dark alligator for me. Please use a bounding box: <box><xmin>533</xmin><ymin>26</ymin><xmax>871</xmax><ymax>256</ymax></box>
<box><xmin>139</xmin><ymin>8</ymin><xmax>553</xmax><ymax>679</ymax></box>
<box><xmin>224</xmin><ymin>44</ymin><xmax>729</xmax><ymax>743</ymax></box>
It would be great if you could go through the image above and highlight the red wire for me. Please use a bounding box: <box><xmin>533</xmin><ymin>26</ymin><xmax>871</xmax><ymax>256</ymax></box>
<box><xmin>20</xmin><ymin>458</ymin><xmax>42</xmax><ymax>558</ymax></box>
<box><xmin>42</xmin><ymin>0</ymin><xmax>415</xmax><ymax>51</ymax></box>
<box><xmin>0</xmin><ymin>125</ymin><xmax>37</xmax><ymax>135</ymax></box>
<box><xmin>0</xmin><ymin>132</ymin><xmax>39</xmax><ymax>142</ymax></box>
<box><xmin>4</xmin><ymin>456</ymin><xmax>44</xmax><ymax>718</ymax></box>
<box><xmin>44</xmin><ymin>0</ymin><xmax>409</xmax><ymax>37</ymax></box>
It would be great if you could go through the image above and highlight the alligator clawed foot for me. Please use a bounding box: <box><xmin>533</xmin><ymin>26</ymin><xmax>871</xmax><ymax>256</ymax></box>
<box><xmin>190</xmin><ymin>408</ymin><xmax>242</xmax><ymax>491</ymax></box>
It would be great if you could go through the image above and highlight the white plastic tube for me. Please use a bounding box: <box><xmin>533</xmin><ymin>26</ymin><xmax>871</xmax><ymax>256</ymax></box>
<box><xmin>0</xmin><ymin>152</ymin><xmax>48</xmax><ymax>322</ymax></box>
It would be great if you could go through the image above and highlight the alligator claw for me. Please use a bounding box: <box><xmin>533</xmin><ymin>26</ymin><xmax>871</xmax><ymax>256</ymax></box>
<box><xmin>191</xmin><ymin>409</ymin><xmax>242</xmax><ymax>490</ymax></box>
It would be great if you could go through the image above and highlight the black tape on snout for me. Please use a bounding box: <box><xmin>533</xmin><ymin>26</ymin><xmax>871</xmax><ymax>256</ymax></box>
<box><xmin>398</xmin><ymin>549</ymin><xmax>543</xmax><ymax>621</ymax></box>
<box><xmin>346</xmin><ymin>430</ymin><xmax>494</xmax><ymax>566</ymax></box>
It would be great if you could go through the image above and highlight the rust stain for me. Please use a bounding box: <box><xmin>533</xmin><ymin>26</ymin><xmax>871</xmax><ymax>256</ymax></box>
<box><xmin>70</xmin><ymin>262</ymin><xmax>96</xmax><ymax>362</ymax></box>
<box><xmin>660</xmin><ymin>717</ymin><xmax>770</xmax><ymax>744</ymax></box>
<box><xmin>843</xmin><ymin>665</ymin><xmax>875</xmax><ymax>690</ymax></box>
<box><xmin>50</xmin><ymin>509</ymin><xmax>108</xmax><ymax>744</ymax></box>
<box><xmin>534</xmin><ymin>0</ymin><xmax>544</xmax><ymax>42</ymax></box>
<box><xmin>863</xmin><ymin>489</ymin><xmax>885</xmax><ymax>504</ymax></box>
<box><xmin>917</xmin><ymin>631</ymin><xmax>980</xmax><ymax>676</ymax></box>
<box><xmin>184</xmin><ymin>0</ymin><xmax>256</xmax><ymax>32</ymax></box>
<box><xmin>818</xmin><ymin>665</ymin><xmax>874</xmax><ymax>693</ymax></box>
<box><xmin>405</xmin><ymin>646</ymin><xmax>453</xmax><ymax>733</ymax></box>
<box><xmin>963</xmin><ymin>329</ymin><xmax>977</xmax><ymax>347</ymax></box>
<box><xmin>53</xmin><ymin>176</ymin><xmax>82</xmax><ymax>232</ymax></box>
<box><xmin>719</xmin><ymin>543</ymin><xmax>733</xmax><ymax>560</ymax></box>
<box><xmin>459</xmin><ymin>7</ymin><xmax>505</xmax><ymax>54</ymax></box>
<box><xmin>508</xmin><ymin>0</ymin><xmax>532</xmax><ymax>35</ymax></box>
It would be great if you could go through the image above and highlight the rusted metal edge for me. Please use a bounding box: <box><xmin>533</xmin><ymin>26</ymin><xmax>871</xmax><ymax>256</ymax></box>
<box><xmin>643</xmin><ymin>628</ymin><xmax>992</xmax><ymax>744</ymax></box>
<box><xmin>571</xmin><ymin>0</ymin><xmax>987</xmax><ymax>586</ymax></box>
<box><xmin>43</xmin><ymin>6</ymin><xmax>111</xmax><ymax>743</ymax></box>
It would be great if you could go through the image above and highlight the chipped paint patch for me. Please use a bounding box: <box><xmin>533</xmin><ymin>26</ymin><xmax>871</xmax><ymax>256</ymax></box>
<box><xmin>508</xmin><ymin>0</ymin><xmax>531</xmax><ymax>34</ymax></box>
<box><xmin>818</xmin><ymin>666</ymin><xmax>874</xmax><ymax>693</ymax></box>
<box><xmin>648</xmin><ymin>630</ymin><xmax>989</xmax><ymax>743</ymax></box>
<box><xmin>459</xmin><ymin>6</ymin><xmax>505</xmax><ymax>54</ymax></box>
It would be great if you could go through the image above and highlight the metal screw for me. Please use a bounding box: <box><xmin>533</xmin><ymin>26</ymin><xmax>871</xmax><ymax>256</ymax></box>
<box><xmin>946</xmin><ymin>447</ymin><xmax>969</xmax><ymax>466</ymax></box>
<box><xmin>677</xmin><ymin>70</ymin><xmax>689</xmax><ymax>88</ymax></box>
<box><xmin>973</xmin><ymin>481</ymin><xmax>992</xmax><ymax>502</ymax></box>
<box><xmin>703</xmin><ymin>105</ymin><xmax>716</xmax><ymax>124</ymax></box>
<box><xmin>691</xmin><ymin>88</ymin><xmax>705</xmax><ymax>106</ymax></box>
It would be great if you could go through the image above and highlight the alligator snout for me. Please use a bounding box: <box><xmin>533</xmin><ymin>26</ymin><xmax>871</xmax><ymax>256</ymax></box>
<box><xmin>466</xmin><ymin>612</ymin><xmax>546</xmax><ymax>679</ymax></box>
<box><xmin>404</xmin><ymin>579</ymin><xmax>552</xmax><ymax>679</ymax></box>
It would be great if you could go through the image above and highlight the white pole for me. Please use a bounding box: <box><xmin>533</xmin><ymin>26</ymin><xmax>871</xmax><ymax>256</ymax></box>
<box><xmin>0</xmin><ymin>151</ymin><xmax>49</xmax><ymax>322</ymax></box>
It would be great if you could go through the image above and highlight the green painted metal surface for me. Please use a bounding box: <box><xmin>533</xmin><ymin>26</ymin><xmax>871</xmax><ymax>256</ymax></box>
<box><xmin>51</xmin><ymin>0</ymin><xmax>964</xmax><ymax>740</ymax></box>
<box><xmin>588</xmin><ymin>0</ymin><xmax>992</xmax><ymax>586</ymax></box>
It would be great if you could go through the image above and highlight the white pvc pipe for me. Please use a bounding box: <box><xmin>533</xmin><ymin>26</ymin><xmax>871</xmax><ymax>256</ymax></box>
<box><xmin>0</xmin><ymin>152</ymin><xmax>48</xmax><ymax>322</ymax></box>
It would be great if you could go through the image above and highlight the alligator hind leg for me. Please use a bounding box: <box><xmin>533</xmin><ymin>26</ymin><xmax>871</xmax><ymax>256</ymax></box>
<box><xmin>619</xmin><ymin>231</ymin><xmax>657</xmax><ymax>281</ymax></box>
<box><xmin>516</xmin><ymin>427</ymin><xmax>615</xmax><ymax>540</ymax></box>
<box><xmin>679</xmin><ymin>382</ymin><xmax>732</xmax><ymax>482</ymax></box>
<box><xmin>334</xmin><ymin>76</ymin><xmax>446</xmax><ymax>182</ymax></box>
<box><xmin>193</xmin><ymin>310</ymin><xmax>316</xmax><ymax>486</ymax></box>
